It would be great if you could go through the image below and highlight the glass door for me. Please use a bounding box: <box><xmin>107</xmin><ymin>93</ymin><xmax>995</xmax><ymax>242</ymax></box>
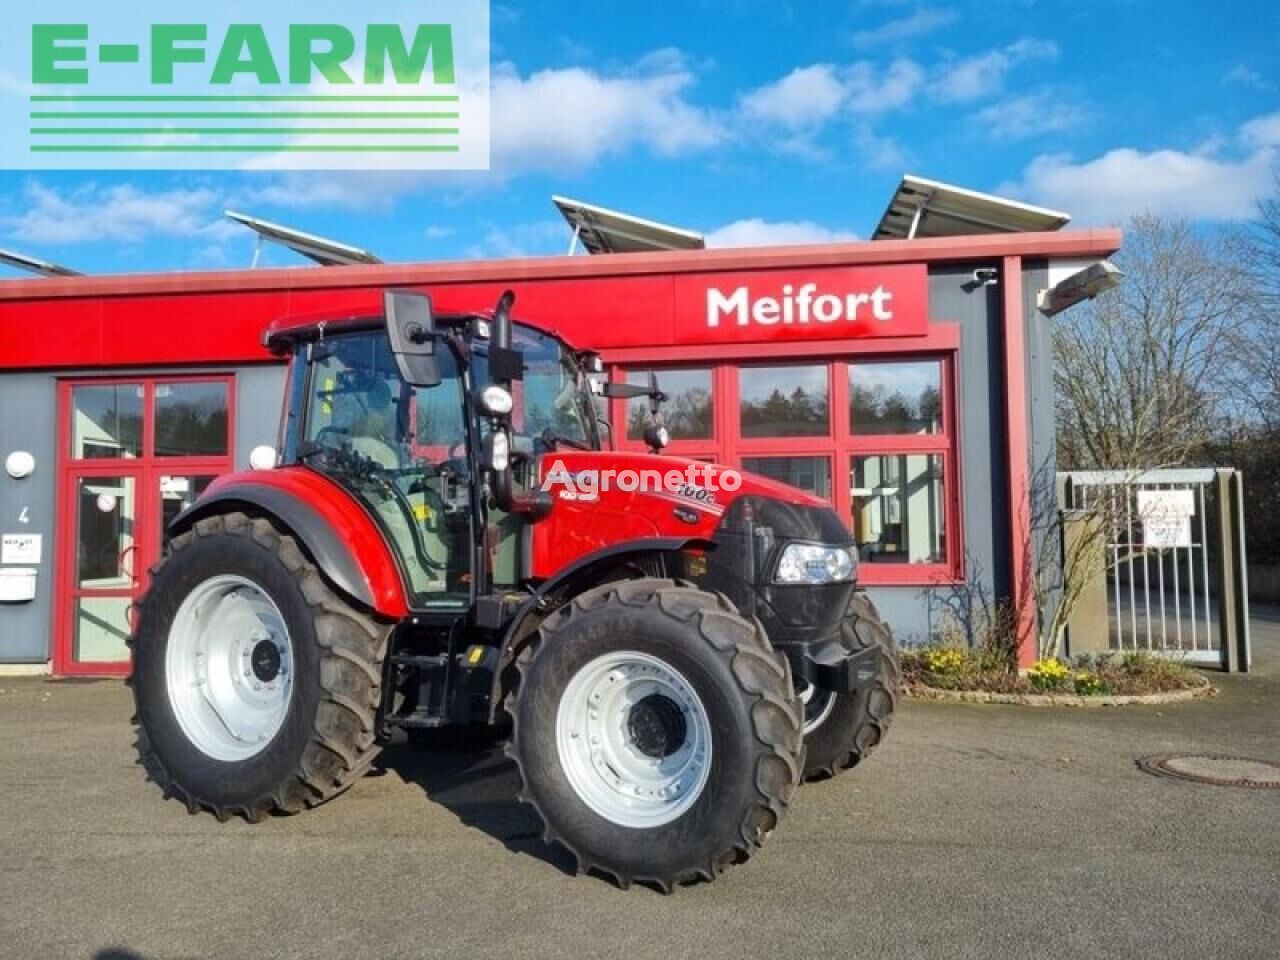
<box><xmin>68</xmin><ymin>473</ymin><xmax>142</xmax><ymax>667</ymax></box>
<box><xmin>55</xmin><ymin>376</ymin><xmax>235</xmax><ymax>675</ymax></box>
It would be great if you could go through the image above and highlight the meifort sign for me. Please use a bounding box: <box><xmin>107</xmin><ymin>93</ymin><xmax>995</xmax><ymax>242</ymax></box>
<box><xmin>673</xmin><ymin>263</ymin><xmax>929</xmax><ymax>345</ymax></box>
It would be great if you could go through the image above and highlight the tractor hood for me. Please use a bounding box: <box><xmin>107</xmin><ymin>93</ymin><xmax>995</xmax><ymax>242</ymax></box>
<box><xmin>536</xmin><ymin>449</ymin><xmax>829</xmax><ymax>520</ymax></box>
<box><xmin>528</xmin><ymin>449</ymin><xmax>853</xmax><ymax>605</ymax></box>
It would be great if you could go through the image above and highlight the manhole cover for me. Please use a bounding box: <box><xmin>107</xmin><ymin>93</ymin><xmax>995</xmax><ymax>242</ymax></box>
<box><xmin>1137</xmin><ymin>753</ymin><xmax>1280</xmax><ymax>789</ymax></box>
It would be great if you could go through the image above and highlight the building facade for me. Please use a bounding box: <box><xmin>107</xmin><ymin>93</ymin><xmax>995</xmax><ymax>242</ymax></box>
<box><xmin>0</xmin><ymin>229</ymin><xmax>1122</xmax><ymax>675</ymax></box>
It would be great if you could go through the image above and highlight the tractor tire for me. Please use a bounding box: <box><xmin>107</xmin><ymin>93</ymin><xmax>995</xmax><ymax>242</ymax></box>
<box><xmin>507</xmin><ymin>578</ymin><xmax>803</xmax><ymax>892</ymax></box>
<box><xmin>799</xmin><ymin>591</ymin><xmax>899</xmax><ymax>782</ymax></box>
<box><xmin>129</xmin><ymin>511</ymin><xmax>390</xmax><ymax>821</ymax></box>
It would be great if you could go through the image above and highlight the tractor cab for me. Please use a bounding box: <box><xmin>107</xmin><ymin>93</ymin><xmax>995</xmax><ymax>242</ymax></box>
<box><xmin>266</xmin><ymin>295</ymin><xmax>603</xmax><ymax>612</ymax></box>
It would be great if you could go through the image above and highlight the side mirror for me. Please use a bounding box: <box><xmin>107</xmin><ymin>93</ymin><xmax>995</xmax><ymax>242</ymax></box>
<box><xmin>384</xmin><ymin>290</ymin><xmax>441</xmax><ymax>387</ymax></box>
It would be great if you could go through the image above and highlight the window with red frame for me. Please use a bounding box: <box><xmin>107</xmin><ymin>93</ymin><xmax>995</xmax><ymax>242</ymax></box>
<box><xmin>612</xmin><ymin>355</ymin><xmax>960</xmax><ymax>584</ymax></box>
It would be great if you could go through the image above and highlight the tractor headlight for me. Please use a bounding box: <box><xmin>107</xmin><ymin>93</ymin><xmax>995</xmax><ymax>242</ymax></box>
<box><xmin>774</xmin><ymin>543</ymin><xmax>856</xmax><ymax>585</ymax></box>
<box><xmin>478</xmin><ymin>384</ymin><xmax>514</xmax><ymax>417</ymax></box>
<box><xmin>487</xmin><ymin>430</ymin><xmax>510</xmax><ymax>472</ymax></box>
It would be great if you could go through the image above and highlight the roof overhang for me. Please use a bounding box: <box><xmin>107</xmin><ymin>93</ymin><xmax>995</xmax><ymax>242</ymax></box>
<box><xmin>874</xmin><ymin>174</ymin><xmax>1071</xmax><ymax>241</ymax></box>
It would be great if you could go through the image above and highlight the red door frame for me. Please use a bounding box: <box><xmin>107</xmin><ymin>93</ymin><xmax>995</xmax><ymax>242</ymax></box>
<box><xmin>604</xmin><ymin>324</ymin><xmax>964</xmax><ymax>586</ymax></box>
<box><xmin>53</xmin><ymin>375</ymin><xmax>236</xmax><ymax>676</ymax></box>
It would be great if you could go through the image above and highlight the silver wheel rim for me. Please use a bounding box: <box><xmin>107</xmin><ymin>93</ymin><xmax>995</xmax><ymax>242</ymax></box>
<box><xmin>555</xmin><ymin>650</ymin><xmax>712</xmax><ymax>829</ymax></box>
<box><xmin>799</xmin><ymin>681</ymin><xmax>836</xmax><ymax>735</ymax></box>
<box><xmin>165</xmin><ymin>575</ymin><xmax>293</xmax><ymax>762</ymax></box>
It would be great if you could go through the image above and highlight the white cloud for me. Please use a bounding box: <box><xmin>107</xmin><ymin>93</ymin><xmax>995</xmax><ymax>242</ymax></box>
<box><xmin>489</xmin><ymin>52</ymin><xmax>725</xmax><ymax>175</ymax></box>
<box><xmin>1223</xmin><ymin>64</ymin><xmax>1273</xmax><ymax>91</ymax></box>
<box><xmin>973</xmin><ymin>91</ymin><xmax>1087</xmax><ymax>141</ymax></box>
<box><xmin>846</xmin><ymin>58</ymin><xmax>926</xmax><ymax>113</ymax></box>
<box><xmin>739</xmin><ymin>65</ymin><xmax>846</xmax><ymax>130</ymax></box>
<box><xmin>1242</xmin><ymin>113</ymin><xmax>1280</xmax><ymax>149</ymax></box>
<box><xmin>465</xmin><ymin>219</ymin><xmax>566</xmax><ymax>259</ymax></box>
<box><xmin>250</xmin><ymin>50</ymin><xmax>725</xmax><ymax>209</ymax></box>
<box><xmin>855</xmin><ymin>124</ymin><xmax>911</xmax><ymax>170</ymax></box>
<box><xmin>706</xmin><ymin>218</ymin><xmax>858</xmax><ymax>248</ymax></box>
<box><xmin>851</xmin><ymin>7</ymin><xmax>959</xmax><ymax>49</ymax></box>
<box><xmin>1000</xmin><ymin>112</ymin><xmax>1280</xmax><ymax>224</ymax></box>
<box><xmin>1</xmin><ymin>182</ymin><xmax>238</xmax><ymax>246</ymax></box>
<box><xmin>931</xmin><ymin>37</ymin><xmax>1057</xmax><ymax>103</ymax></box>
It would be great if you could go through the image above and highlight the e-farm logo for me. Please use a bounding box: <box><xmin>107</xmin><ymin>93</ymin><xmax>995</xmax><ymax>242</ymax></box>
<box><xmin>4</xmin><ymin>2</ymin><xmax>490</xmax><ymax>170</ymax></box>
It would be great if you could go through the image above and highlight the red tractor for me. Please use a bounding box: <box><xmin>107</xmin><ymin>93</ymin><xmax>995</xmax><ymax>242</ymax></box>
<box><xmin>129</xmin><ymin>290</ymin><xmax>897</xmax><ymax>890</ymax></box>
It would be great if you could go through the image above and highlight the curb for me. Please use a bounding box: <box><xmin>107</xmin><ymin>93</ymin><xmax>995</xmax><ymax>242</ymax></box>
<box><xmin>903</xmin><ymin>678</ymin><xmax>1216</xmax><ymax>707</ymax></box>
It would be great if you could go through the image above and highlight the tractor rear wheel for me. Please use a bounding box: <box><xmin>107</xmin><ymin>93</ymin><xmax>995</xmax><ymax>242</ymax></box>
<box><xmin>798</xmin><ymin>591</ymin><xmax>898</xmax><ymax>781</ymax></box>
<box><xmin>129</xmin><ymin>512</ymin><xmax>390</xmax><ymax>820</ymax></box>
<box><xmin>507</xmin><ymin>579</ymin><xmax>803</xmax><ymax>891</ymax></box>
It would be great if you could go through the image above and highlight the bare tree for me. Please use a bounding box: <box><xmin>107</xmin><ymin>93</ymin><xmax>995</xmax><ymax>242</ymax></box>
<box><xmin>1055</xmin><ymin>214</ymin><xmax>1253</xmax><ymax>470</ymax></box>
<box><xmin>1227</xmin><ymin>170</ymin><xmax>1280</xmax><ymax>430</ymax></box>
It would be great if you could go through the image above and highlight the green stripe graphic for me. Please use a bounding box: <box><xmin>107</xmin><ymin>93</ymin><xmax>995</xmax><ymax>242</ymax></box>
<box><xmin>31</xmin><ymin>111</ymin><xmax>459</xmax><ymax>119</ymax></box>
<box><xmin>32</xmin><ymin>127</ymin><xmax>460</xmax><ymax>136</ymax></box>
<box><xmin>31</xmin><ymin>95</ymin><xmax>459</xmax><ymax>103</ymax></box>
<box><xmin>32</xmin><ymin>144</ymin><xmax>462</xmax><ymax>153</ymax></box>
<box><xmin>98</xmin><ymin>45</ymin><xmax>140</xmax><ymax>64</ymax></box>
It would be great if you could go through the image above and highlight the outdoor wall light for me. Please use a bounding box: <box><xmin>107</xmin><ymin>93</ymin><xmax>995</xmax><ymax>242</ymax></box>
<box><xmin>4</xmin><ymin>451</ymin><xmax>35</xmax><ymax>479</ymax></box>
<box><xmin>249</xmin><ymin>445</ymin><xmax>278</xmax><ymax>471</ymax></box>
<box><xmin>1039</xmin><ymin>260</ymin><xmax>1125</xmax><ymax>316</ymax></box>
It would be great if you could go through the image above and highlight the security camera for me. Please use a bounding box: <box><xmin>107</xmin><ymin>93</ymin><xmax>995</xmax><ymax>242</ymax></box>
<box><xmin>963</xmin><ymin>267</ymin><xmax>999</xmax><ymax>291</ymax></box>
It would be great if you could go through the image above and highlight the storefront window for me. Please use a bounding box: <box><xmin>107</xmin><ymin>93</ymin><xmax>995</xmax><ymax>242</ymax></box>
<box><xmin>155</xmin><ymin>382</ymin><xmax>230</xmax><ymax>457</ymax></box>
<box><xmin>739</xmin><ymin>365</ymin><xmax>828</xmax><ymax>437</ymax></box>
<box><xmin>850</xmin><ymin>454</ymin><xmax>946</xmax><ymax>564</ymax></box>
<box><xmin>626</xmin><ymin>367</ymin><xmax>713</xmax><ymax>441</ymax></box>
<box><xmin>72</xmin><ymin>384</ymin><xmax>143</xmax><ymax>458</ymax></box>
<box><xmin>742</xmin><ymin>456</ymin><xmax>831</xmax><ymax>499</ymax></box>
<box><xmin>850</xmin><ymin>360</ymin><xmax>941</xmax><ymax>435</ymax></box>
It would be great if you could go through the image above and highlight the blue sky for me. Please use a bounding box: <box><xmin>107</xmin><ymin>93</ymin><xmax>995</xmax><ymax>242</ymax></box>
<box><xmin>0</xmin><ymin>0</ymin><xmax>1277</xmax><ymax>275</ymax></box>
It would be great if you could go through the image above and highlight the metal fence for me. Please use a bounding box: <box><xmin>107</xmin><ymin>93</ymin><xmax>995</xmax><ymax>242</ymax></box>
<box><xmin>1059</xmin><ymin>469</ymin><xmax>1251</xmax><ymax>671</ymax></box>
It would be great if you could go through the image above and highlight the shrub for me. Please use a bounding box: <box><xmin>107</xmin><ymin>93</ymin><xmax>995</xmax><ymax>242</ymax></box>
<box><xmin>1072</xmin><ymin>671</ymin><xmax>1109</xmax><ymax>696</ymax></box>
<box><xmin>924</xmin><ymin>647</ymin><xmax>967</xmax><ymax>675</ymax></box>
<box><xmin>1027</xmin><ymin>658</ymin><xmax>1071</xmax><ymax>691</ymax></box>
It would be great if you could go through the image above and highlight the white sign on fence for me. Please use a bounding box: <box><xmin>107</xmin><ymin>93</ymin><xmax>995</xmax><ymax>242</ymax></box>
<box><xmin>1137</xmin><ymin>489</ymin><xmax>1195</xmax><ymax>549</ymax></box>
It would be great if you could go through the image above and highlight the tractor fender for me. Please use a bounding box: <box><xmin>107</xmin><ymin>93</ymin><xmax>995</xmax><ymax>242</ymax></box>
<box><xmin>491</xmin><ymin>536</ymin><xmax>714</xmax><ymax>718</ymax></box>
<box><xmin>167</xmin><ymin>472</ymin><xmax>410</xmax><ymax>618</ymax></box>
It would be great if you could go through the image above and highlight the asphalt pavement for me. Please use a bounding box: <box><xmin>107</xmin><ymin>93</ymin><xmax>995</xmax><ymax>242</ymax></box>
<box><xmin>1</xmin><ymin>622</ymin><xmax>1277</xmax><ymax>960</ymax></box>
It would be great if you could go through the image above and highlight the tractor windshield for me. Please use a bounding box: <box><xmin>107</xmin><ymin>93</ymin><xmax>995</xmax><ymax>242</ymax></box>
<box><xmin>477</xmin><ymin>324</ymin><xmax>598</xmax><ymax>450</ymax></box>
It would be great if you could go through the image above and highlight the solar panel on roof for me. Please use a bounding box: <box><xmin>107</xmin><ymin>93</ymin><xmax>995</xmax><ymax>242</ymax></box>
<box><xmin>224</xmin><ymin>210</ymin><xmax>383</xmax><ymax>267</ymax></box>
<box><xmin>873</xmin><ymin>175</ymin><xmax>1070</xmax><ymax>241</ymax></box>
<box><xmin>552</xmin><ymin>195</ymin><xmax>705</xmax><ymax>255</ymax></box>
<box><xmin>0</xmin><ymin>248</ymin><xmax>83</xmax><ymax>278</ymax></box>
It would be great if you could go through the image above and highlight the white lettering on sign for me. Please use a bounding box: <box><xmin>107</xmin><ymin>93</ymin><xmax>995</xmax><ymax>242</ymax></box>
<box><xmin>706</xmin><ymin>283</ymin><xmax>895</xmax><ymax>328</ymax></box>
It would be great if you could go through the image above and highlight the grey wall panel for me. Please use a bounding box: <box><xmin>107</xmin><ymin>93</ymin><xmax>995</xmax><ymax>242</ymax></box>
<box><xmin>0</xmin><ymin>374</ymin><xmax>58</xmax><ymax>661</ymax></box>
<box><xmin>1023</xmin><ymin>259</ymin><xmax>1062</xmax><ymax>632</ymax></box>
<box><xmin>233</xmin><ymin>365</ymin><xmax>288</xmax><ymax>468</ymax></box>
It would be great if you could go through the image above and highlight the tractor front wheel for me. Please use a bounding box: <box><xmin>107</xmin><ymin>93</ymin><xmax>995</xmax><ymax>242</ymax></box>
<box><xmin>798</xmin><ymin>591</ymin><xmax>899</xmax><ymax>781</ymax></box>
<box><xmin>129</xmin><ymin>512</ymin><xmax>389</xmax><ymax>820</ymax></box>
<box><xmin>507</xmin><ymin>579</ymin><xmax>803</xmax><ymax>891</ymax></box>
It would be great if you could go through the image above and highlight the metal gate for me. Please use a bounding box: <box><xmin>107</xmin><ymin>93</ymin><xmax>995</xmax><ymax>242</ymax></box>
<box><xmin>1059</xmin><ymin>469</ymin><xmax>1251</xmax><ymax>671</ymax></box>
